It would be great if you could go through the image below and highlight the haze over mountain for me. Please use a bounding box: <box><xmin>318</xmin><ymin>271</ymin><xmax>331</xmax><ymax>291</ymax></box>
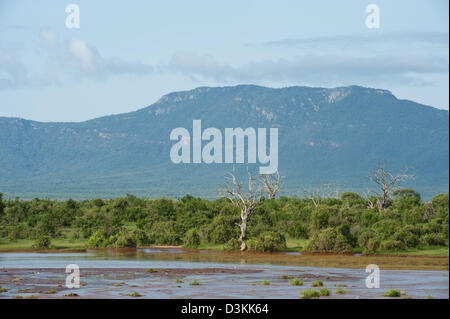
<box><xmin>0</xmin><ymin>85</ymin><xmax>448</xmax><ymax>200</ymax></box>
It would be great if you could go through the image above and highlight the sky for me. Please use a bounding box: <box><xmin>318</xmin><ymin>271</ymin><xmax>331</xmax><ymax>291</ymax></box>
<box><xmin>0</xmin><ymin>0</ymin><xmax>448</xmax><ymax>122</ymax></box>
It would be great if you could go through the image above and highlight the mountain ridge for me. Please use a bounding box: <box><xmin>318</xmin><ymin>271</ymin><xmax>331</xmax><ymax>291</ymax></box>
<box><xmin>0</xmin><ymin>84</ymin><xmax>448</xmax><ymax>200</ymax></box>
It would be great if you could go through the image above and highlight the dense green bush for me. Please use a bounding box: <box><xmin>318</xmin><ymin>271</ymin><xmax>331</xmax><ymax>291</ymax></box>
<box><xmin>420</xmin><ymin>233</ymin><xmax>445</xmax><ymax>246</ymax></box>
<box><xmin>247</xmin><ymin>231</ymin><xmax>286</xmax><ymax>252</ymax></box>
<box><xmin>33</xmin><ymin>235</ymin><xmax>52</xmax><ymax>249</ymax></box>
<box><xmin>0</xmin><ymin>190</ymin><xmax>447</xmax><ymax>254</ymax></box>
<box><xmin>202</xmin><ymin>215</ymin><xmax>239</xmax><ymax>244</ymax></box>
<box><xmin>381</xmin><ymin>240</ymin><xmax>406</xmax><ymax>251</ymax></box>
<box><xmin>224</xmin><ymin>238</ymin><xmax>241</xmax><ymax>251</ymax></box>
<box><xmin>286</xmin><ymin>221</ymin><xmax>309</xmax><ymax>239</ymax></box>
<box><xmin>306</xmin><ymin>227</ymin><xmax>351</xmax><ymax>253</ymax></box>
<box><xmin>358</xmin><ymin>230</ymin><xmax>380</xmax><ymax>253</ymax></box>
<box><xmin>114</xmin><ymin>232</ymin><xmax>137</xmax><ymax>248</ymax></box>
<box><xmin>183</xmin><ymin>228</ymin><xmax>201</xmax><ymax>248</ymax></box>
<box><xmin>393</xmin><ymin>225</ymin><xmax>420</xmax><ymax>248</ymax></box>
<box><xmin>366</xmin><ymin>238</ymin><xmax>381</xmax><ymax>253</ymax></box>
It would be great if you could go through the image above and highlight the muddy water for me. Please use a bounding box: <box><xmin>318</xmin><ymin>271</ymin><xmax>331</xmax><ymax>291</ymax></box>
<box><xmin>0</xmin><ymin>248</ymin><xmax>448</xmax><ymax>299</ymax></box>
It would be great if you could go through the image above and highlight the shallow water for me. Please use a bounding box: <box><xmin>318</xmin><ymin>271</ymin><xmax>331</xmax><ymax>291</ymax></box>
<box><xmin>0</xmin><ymin>249</ymin><xmax>448</xmax><ymax>299</ymax></box>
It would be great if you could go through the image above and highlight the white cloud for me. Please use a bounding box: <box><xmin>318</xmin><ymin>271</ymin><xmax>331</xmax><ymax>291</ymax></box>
<box><xmin>168</xmin><ymin>52</ymin><xmax>448</xmax><ymax>87</ymax></box>
<box><xmin>69</xmin><ymin>39</ymin><xmax>93</xmax><ymax>69</ymax></box>
<box><xmin>0</xmin><ymin>31</ymin><xmax>154</xmax><ymax>90</ymax></box>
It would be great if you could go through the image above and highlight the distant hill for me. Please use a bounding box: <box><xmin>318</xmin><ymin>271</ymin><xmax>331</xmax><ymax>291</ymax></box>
<box><xmin>0</xmin><ymin>85</ymin><xmax>448</xmax><ymax>200</ymax></box>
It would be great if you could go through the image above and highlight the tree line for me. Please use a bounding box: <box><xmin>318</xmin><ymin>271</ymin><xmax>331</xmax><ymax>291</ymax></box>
<box><xmin>0</xmin><ymin>165</ymin><xmax>448</xmax><ymax>253</ymax></box>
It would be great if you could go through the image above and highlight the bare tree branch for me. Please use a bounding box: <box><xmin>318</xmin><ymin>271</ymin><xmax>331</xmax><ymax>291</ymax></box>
<box><xmin>368</xmin><ymin>162</ymin><xmax>414</xmax><ymax>212</ymax></box>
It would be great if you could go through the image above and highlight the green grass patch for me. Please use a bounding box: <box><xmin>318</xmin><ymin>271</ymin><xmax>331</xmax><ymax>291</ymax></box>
<box><xmin>189</xmin><ymin>280</ymin><xmax>200</xmax><ymax>286</ymax></box>
<box><xmin>289</xmin><ymin>278</ymin><xmax>304</xmax><ymax>286</ymax></box>
<box><xmin>335</xmin><ymin>288</ymin><xmax>346</xmax><ymax>294</ymax></box>
<box><xmin>300</xmin><ymin>289</ymin><xmax>320</xmax><ymax>299</ymax></box>
<box><xmin>381</xmin><ymin>289</ymin><xmax>402</xmax><ymax>297</ymax></box>
<box><xmin>310</xmin><ymin>280</ymin><xmax>323</xmax><ymax>287</ymax></box>
<box><xmin>146</xmin><ymin>268</ymin><xmax>158</xmax><ymax>273</ymax></box>
<box><xmin>319</xmin><ymin>288</ymin><xmax>330</xmax><ymax>296</ymax></box>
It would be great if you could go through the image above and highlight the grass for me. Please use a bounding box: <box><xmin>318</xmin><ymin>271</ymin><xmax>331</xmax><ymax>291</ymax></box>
<box><xmin>319</xmin><ymin>288</ymin><xmax>330</xmax><ymax>296</ymax></box>
<box><xmin>12</xmin><ymin>277</ymin><xmax>23</xmax><ymax>282</ymax></box>
<box><xmin>289</xmin><ymin>278</ymin><xmax>304</xmax><ymax>286</ymax></box>
<box><xmin>146</xmin><ymin>268</ymin><xmax>158</xmax><ymax>273</ymax></box>
<box><xmin>189</xmin><ymin>280</ymin><xmax>200</xmax><ymax>286</ymax></box>
<box><xmin>376</xmin><ymin>245</ymin><xmax>449</xmax><ymax>257</ymax></box>
<box><xmin>310</xmin><ymin>280</ymin><xmax>323</xmax><ymax>287</ymax></box>
<box><xmin>260</xmin><ymin>280</ymin><xmax>270</xmax><ymax>286</ymax></box>
<box><xmin>18</xmin><ymin>289</ymin><xmax>35</xmax><ymax>293</ymax></box>
<box><xmin>300</xmin><ymin>289</ymin><xmax>321</xmax><ymax>299</ymax></box>
<box><xmin>0</xmin><ymin>236</ymin><xmax>87</xmax><ymax>250</ymax></box>
<box><xmin>0</xmin><ymin>287</ymin><xmax>8</xmax><ymax>293</ymax></box>
<box><xmin>174</xmin><ymin>278</ymin><xmax>183</xmax><ymax>283</ymax></box>
<box><xmin>381</xmin><ymin>289</ymin><xmax>402</xmax><ymax>297</ymax></box>
<box><xmin>125</xmin><ymin>291</ymin><xmax>142</xmax><ymax>297</ymax></box>
<box><xmin>63</xmin><ymin>292</ymin><xmax>79</xmax><ymax>297</ymax></box>
<box><xmin>281</xmin><ymin>274</ymin><xmax>294</xmax><ymax>280</ymax></box>
<box><xmin>426</xmin><ymin>295</ymin><xmax>434</xmax><ymax>299</ymax></box>
<box><xmin>284</xmin><ymin>237</ymin><xmax>308</xmax><ymax>251</ymax></box>
<box><xmin>335</xmin><ymin>288</ymin><xmax>346</xmax><ymax>294</ymax></box>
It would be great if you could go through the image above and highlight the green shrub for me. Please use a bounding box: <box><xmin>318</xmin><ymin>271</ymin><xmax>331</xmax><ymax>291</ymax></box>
<box><xmin>87</xmin><ymin>230</ymin><xmax>116</xmax><ymax>248</ymax></box>
<box><xmin>420</xmin><ymin>233</ymin><xmax>445</xmax><ymax>246</ymax></box>
<box><xmin>366</xmin><ymin>237</ymin><xmax>381</xmax><ymax>253</ymax></box>
<box><xmin>183</xmin><ymin>228</ymin><xmax>201</xmax><ymax>248</ymax></box>
<box><xmin>33</xmin><ymin>235</ymin><xmax>52</xmax><ymax>249</ymax></box>
<box><xmin>189</xmin><ymin>280</ymin><xmax>200</xmax><ymax>286</ymax></box>
<box><xmin>289</xmin><ymin>278</ymin><xmax>304</xmax><ymax>286</ymax></box>
<box><xmin>358</xmin><ymin>230</ymin><xmax>378</xmax><ymax>251</ymax></box>
<box><xmin>319</xmin><ymin>288</ymin><xmax>330</xmax><ymax>296</ymax></box>
<box><xmin>300</xmin><ymin>289</ymin><xmax>320</xmax><ymax>299</ymax></box>
<box><xmin>203</xmin><ymin>215</ymin><xmax>240</xmax><ymax>244</ymax></box>
<box><xmin>310</xmin><ymin>280</ymin><xmax>323</xmax><ymax>287</ymax></box>
<box><xmin>306</xmin><ymin>228</ymin><xmax>351</xmax><ymax>253</ymax></box>
<box><xmin>247</xmin><ymin>231</ymin><xmax>286</xmax><ymax>252</ymax></box>
<box><xmin>224</xmin><ymin>238</ymin><xmax>241</xmax><ymax>251</ymax></box>
<box><xmin>381</xmin><ymin>240</ymin><xmax>406</xmax><ymax>251</ymax></box>
<box><xmin>126</xmin><ymin>291</ymin><xmax>142</xmax><ymax>297</ymax></box>
<box><xmin>393</xmin><ymin>225</ymin><xmax>420</xmax><ymax>248</ymax></box>
<box><xmin>335</xmin><ymin>288</ymin><xmax>346</xmax><ymax>294</ymax></box>
<box><xmin>114</xmin><ymin>232</ymin><xmax>137</xmax><ymax>248</ymax></box>
<box><xmin>372</xmin><ymin>219</ymin><xmax>401</xmax><ymax>240</ymax></box>
<box><xmin>382</xmin><ymin>289</ymin><xmax>401</xmax><ymax>297</ymax></box>
<box><xmin>287</xmin><ymin>221</ymin><xmax>309</xmax><ymax>239</ymax></box>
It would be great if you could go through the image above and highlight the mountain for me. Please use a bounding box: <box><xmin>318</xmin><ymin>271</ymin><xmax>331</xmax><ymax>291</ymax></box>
<box><xmin>0</xmin><ymin>85</ymin><xmax>448</xmax><ymax>200</ymax></box>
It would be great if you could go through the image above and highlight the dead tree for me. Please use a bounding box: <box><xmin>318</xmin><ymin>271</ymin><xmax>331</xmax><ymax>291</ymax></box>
<box><xmin>304</xmin><ymin>184</ymin><xmax>340</xmax><ymax>208</ymax></box>
<box><xmin>260</xmin><ymin>170</ymin><xmax>283</xmax><ymax>199</ymax></box>
<box><xmin>368</xmin><ymin>163</ymin><xmax>414</xmax><ymax>212</ymax></box>
<box><xmin>219</xmin><ymin>169</ymin><xmax>263</xmax><ymax>251</ymax></box>
<box><xmin>364</xmin><ymin>189</ymin><xmax>376</xmax><ymax>209</ymax></box>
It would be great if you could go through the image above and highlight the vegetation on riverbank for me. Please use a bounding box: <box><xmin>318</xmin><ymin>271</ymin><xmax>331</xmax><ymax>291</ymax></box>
<box><xmin>0</xmin><ymin>190</ymin><xmax>448</xmax><ymax>256</ymax></box>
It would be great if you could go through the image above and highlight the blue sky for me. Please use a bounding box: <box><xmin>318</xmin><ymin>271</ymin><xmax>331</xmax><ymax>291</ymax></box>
<box><xmin>0</xmin><ymin>0</ymin><xmax>448</xmax><ymax>122</ymax></box>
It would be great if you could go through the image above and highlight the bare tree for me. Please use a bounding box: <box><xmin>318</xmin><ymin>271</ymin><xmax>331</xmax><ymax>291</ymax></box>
<box><xmin>219</xmin><ymin>169</ymin><xmax>264</xmax><ymax>251</ymax></box>
<box><xmin>303</xmin><ymin>184</ymin><xmax>341</xmax><ymax>208</ymax></box>
<box><xmin>364</xmin><ymin>188</ymin><xmax>376</xmax><ymax>209</ymax></box>
<box><xmin>368</xmin><ymin>163</ymin><xmax>414</xmax><ymax>212</ymax></box>
<box><xmin>260</xmin><ymin>170</ymin><xmax>283</xmax><ymax>199</ymax></box>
